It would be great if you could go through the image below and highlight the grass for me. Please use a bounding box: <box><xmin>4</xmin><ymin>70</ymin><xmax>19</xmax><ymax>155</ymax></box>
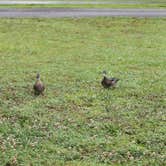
<box><xmin>0</xmin><ymin>0</ymin><xmax>166</xmax><ymax>8</ymax></box>
<box><xmin>0</xmin><ymin>17</ymin><xmax>166</xmax><ymax>165</ymax></box>
<box><xmin>0</xmin><ymin>4</ymin><xmax>166</xmax><ymax>8</ymax></box>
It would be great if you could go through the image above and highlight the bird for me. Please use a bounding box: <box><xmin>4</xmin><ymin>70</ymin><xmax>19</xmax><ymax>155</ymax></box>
<box><xmin>33</xmin><ymin>73</ymin><xmax>45</xmax><ymax>95</ymax></box>
<box><xmin>101</xmin><ymin>71</ymin><xmax>120</xmax><ymax>88</ymax></box>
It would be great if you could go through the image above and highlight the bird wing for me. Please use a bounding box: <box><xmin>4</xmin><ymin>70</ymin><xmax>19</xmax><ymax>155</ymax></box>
<box><xmin>34</xmin><ymin>81</ymin><xmax>45</xmax><ymax>92</ymax></box>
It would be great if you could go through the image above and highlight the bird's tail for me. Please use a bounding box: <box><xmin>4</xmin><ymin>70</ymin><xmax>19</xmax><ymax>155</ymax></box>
<box><xmin>115</xmin><ymin>78</ymin><xmax>120</xmax><ymax>82</ymax></box>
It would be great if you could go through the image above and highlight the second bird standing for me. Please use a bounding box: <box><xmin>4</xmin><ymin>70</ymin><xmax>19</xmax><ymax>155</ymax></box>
<box><xmin>101</xmin><ymin>71</ymin><xmax>120</xmax><ymax>88</ymax></box>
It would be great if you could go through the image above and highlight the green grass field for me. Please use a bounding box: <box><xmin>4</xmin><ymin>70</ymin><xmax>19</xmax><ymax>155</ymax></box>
<box><xmin>0</xmin><ymin>4</ymin><xmax>166</xmax><ymax>8</ymax></box>
<box><xmin>0</xmin><ymin>18</ymin><xmax>166</xmax><ymax>165</ymax></box>
<box><xmin>0</xmin><ymin>3</ymin><xmax>166</xmax><ymax>8</ymax></box>
<box><xmin>0</xmin><ymin>0</ymin><xmax>166</xmax><ymax>8</ymax></box>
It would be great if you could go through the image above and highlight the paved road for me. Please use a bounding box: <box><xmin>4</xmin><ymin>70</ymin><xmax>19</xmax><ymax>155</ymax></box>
<box><xmin>0</xmin><ymin>8</ymin><xmax>166</xmax><ymax>18</ymax></box>
<box><xmin>0</xmin><ymin>1</ymin><xmax>164</xmax><ymax>5</ymax></box>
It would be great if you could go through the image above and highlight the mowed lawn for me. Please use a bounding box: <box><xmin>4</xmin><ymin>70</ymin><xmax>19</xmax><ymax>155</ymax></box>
<box><xmin>0</xmin><ymin>18</ymin><xmax>165</xmax><ymax>165</ymax></box>
<box><xmin>0</xmin><ymin>0</ymin><xmax>166</xmax><ymax>8</ymax></box>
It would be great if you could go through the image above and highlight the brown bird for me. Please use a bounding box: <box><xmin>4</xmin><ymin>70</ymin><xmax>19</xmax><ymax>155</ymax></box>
<box><xmin>33</xmin><ymin>73</ymin><xmax>45</xmax><ymax>95</ymax></box>
<box><xmin>101</xmin><ymin>71</ymin><xmax>119</xmax><ymax>88</ymax></box>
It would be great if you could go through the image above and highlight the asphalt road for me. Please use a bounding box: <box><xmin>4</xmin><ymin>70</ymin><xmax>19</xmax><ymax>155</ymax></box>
<box><xmin>0</xmin><ymin>8</ymin><xmax>166</xmax><ymax>18</ymax></box>
<box><xmin>0</xmin><ymin>1</ymin><xmax>164</xmax><ymax>5</ymax></box>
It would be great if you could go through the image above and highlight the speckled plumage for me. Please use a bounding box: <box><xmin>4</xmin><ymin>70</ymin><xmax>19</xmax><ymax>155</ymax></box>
<box><xmin>33</xmin><ymin>73</ymin><xmax>45</xmax><ymax>95</ymax></box>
